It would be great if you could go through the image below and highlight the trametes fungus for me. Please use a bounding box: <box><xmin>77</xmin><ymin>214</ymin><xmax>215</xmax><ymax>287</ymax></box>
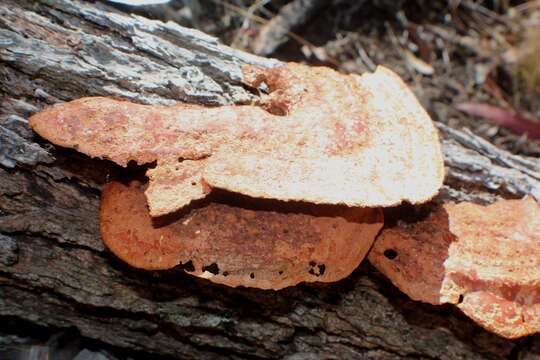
<box><xmin>100</xmin><ymin>181</ymin><xmax>383</xmax><ymax>290</ymax></box>
<box><xmin>368</xmin><ymin>197</ymin><xmax>540</xmax><ymax>339</ymax></box>
<box><xmin>30</xmin><ymin>62</ymin><xmax>444</xmax><ymax>217</ymax></box>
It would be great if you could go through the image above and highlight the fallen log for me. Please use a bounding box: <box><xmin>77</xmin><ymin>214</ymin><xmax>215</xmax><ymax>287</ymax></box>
<box><xmin>1</xmin><ymin>0</ymin><xmax>539</xmax><ymax>358</ymax></box>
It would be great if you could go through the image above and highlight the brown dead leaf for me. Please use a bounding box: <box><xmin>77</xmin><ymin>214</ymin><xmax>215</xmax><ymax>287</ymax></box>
<box><xmin>457</xmin><ymin>102</ymin><xmax>540</xmax><ymax>139</ymax></box>
<box><xmin>100</xmin><ymin>180</ymin><xmax>383</xmax><ymax>290</ymax></box>
<box><xmin>30</xmin><ymin>63</ymin><xmax>444</xmax><ymax>217</ymax></box>
<box><xmin>368</xmin><ymin>197</ymin><xmax>540</xmax><ymax>339</ymax></box>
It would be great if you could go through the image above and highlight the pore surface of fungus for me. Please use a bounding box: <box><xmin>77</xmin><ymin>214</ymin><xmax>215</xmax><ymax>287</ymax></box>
<box><xmin>30</xmin><ymin>63</ymin><xmax>444</xmax><ymax>217</ymax></box>
<box><xmin>368</xmin><ymin>198</ymin><xmax>540</xmax><ymax>339</ymax></box>
<box><xmin>100</xmin><ymin>181</ymin><xmax>383</xmax><ymax>290</ymax></box>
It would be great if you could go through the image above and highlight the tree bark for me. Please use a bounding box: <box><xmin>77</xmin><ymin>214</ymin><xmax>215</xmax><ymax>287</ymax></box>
<box><xmin>1</xmin><ymin>0</ymin><xmax>539</xmax><ymax>359</ymax></box>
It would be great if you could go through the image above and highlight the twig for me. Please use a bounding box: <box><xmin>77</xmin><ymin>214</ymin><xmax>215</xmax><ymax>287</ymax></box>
<box><xmin>252</xmin><ymin>0</ymin><xmax>327</xmax><ymax>56</ymax></box>
<box><xmin>216</xmin><ymin>0</ymin><xmax>320</xmax><ymax>56</ymax></box>
<box><xmin>513</xmin><ymin>0</ymin><xmax>540</xmax><ymax>12</ymax></box>
<box><xmin>354</xmin><ymin>42</ymin><xmax>376</xmax><ymax>72</ymax></box>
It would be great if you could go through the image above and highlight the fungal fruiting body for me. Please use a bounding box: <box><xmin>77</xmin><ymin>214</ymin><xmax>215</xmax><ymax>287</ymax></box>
<box><xmin>368</xmin><ymin>197</ymin><xmax>540</xmax><ymax>339</ymax></box>
<box><xmin>29</xmin><ymin>62</ymin><xmax>444</xmax><ymax>217</ymax></box>
<box><xmin>30</xmin><ymin>62</ymin><xmax>443</xmax><ymax>290</ymax></box>
<box><xmin>100</xmin><ymin>181</ymin><xmax>383</xmax><ymax>290</ymax></box>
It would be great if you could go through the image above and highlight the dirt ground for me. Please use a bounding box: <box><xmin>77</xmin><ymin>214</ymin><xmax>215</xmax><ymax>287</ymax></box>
<box><xmin>112</xmin><ymin>0</ymin><xmax>540</xmax><ymax>158</ymax></box>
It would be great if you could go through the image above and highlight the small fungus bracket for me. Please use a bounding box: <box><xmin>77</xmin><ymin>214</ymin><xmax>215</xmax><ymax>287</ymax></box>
<box><xmin>368</xmin><ymin>197</ymin><xmax>540</xmax><ymax>339</ymax></box>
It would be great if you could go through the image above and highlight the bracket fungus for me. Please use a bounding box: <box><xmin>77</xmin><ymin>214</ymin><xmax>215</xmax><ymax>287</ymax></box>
<box><xmin>100</xmin><ymin>181</ymin><xmax>383</xmax><ymax>290</ymax></box>
<box><xmin>368</xmin><ymin>197</ymin><xmax>540</xmax><ymax>339</ymax></box>
<box><xmin>30</xmin><ymin>62</ymin><xmax>444</xmax><ymax>217</ymax></box>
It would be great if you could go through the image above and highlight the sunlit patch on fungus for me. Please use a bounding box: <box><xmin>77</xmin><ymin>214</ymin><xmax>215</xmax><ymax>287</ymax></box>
<box><xmin>100</xmin><ymin>181</ymin><xmax>383</xmax><ymax>290</ymax></box>
<box><xmin>30</xmin><ymin>62</ymin><xmax>444</xmax><ymax>217</ymax></box>
<box><xmin>368</xmin><ymin>197</ymin><xmax>540</xmax><ymax>339</ymax></box>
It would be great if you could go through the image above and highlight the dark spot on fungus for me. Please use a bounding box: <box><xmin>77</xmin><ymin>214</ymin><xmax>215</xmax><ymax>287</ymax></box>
<box><xmin>278</xmin><ymin>271</ymin><xmax>283</xmax><ymax>275</ymax></box>
<box><xmin>458</xmin><ymin>294</ymin><xmax>464</xmax><ymax>304</ymax></box>
<box><xmin>384</xmin><ymin>249</ymin><xmax>398</xmax><ymax>260</ymax></box>
<box><xmin>308</xmin><ymin>262</ymin><xmax>326</xmax><ymax>277</ymax></box>
<box><xmin>182</xmin><ymin>260</ymin><xmax>195</xmax><ymax>272</ymax></box>
<box><xmin>250</xmin><ymin>273</ymin><xmax>255</xmax><ymax>279</ymax></box>
<box><xmin>223</xmin><ymin>271</ymin><xmax>229</xmax><ymax>277</ymax></box>
<box><xmin>202</xmin><ymin>262</ymin><xmax>219</xmax><ymax>275</ymax></box>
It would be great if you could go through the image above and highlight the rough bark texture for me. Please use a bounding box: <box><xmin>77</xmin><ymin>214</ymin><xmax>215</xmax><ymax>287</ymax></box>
<box><xmin>1</xmin><ymin>1</ymin><xmax>540</xmax><ymax>359</ymax></box>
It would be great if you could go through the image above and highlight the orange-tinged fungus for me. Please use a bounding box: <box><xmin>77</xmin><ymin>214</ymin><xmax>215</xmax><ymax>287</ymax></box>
<box><xmin>30</xmin><ymin>63</ymin><xmax>444</xmax><ymax>217</ymax></box>
<box><xmin>368</xmin><ymin>197</ymin><xmax>540</xmax><ymax>339</ymax></box>
<box><xmin>100</xmin><ymin>180</ymin><xmax>383</xmax><ymax>290</ymax></box>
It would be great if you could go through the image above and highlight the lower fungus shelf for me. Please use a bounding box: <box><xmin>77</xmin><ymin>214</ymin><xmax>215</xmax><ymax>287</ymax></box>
<box><xmin>100</xmin><ymin>180</ymin><xmax>383</xmax><ymax>290</ymax></box>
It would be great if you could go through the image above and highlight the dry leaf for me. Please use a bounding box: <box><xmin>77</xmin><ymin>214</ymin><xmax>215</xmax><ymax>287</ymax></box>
<box><xmin>457</xmin><ymin>102</ymin><xmax>540</xmax><ymax>139</ymax></box>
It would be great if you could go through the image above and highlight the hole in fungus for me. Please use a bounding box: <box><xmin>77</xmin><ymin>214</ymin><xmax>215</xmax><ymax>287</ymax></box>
<box><xmin>182</xmin><ymin>260</ymin><xmax>195</xmax><ymax>272</ymax></box>
<box><xmin>222</xmin><ymin>271</ymin><xmax>229</xmax><ymax>277</ymax></box>
<box><xmin>191</xmin><ymin>181</ymin><xmax>197</xmax><ymax>186</ymax></box>
<box><xmin>308</xmin><ymin>262</ymin><xmax>326</xmax><ymax>277</ymax></box>
<box><xmin>278</xmin><ymin>271</ymin><xmax>284</xmax><ymax>275</ymax></box>
<box><xmin>384</xmin><ymin>249</ymin><xmax>398</xmax><ymax>260</ymax></box>
<box><xmin>250</xmin><ymin>273</ymin><xmax>255</xmax><ymax>279</ymax></box>
<box><xmin>202</xmin><ymin>263</ymin><xmax>220</xmax><ymax>275</ymax></box>
<box><xmin>458</xmin><ymin>294</ymin><xmax>464</xmax><ymax>304</ymax></box>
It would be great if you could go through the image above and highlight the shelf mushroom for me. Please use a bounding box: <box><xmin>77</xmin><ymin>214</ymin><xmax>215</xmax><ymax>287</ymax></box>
<box><xmin>29</xmin><ymin>62</ymin><xmax>444</xmax><ymax>217</ymax></box>
<box><xmin>368</xmin><ymin>197</ymin><xmax>540</xmax><ymax>339</ymax></box>
<box><xmin>100</xmin><ymin>181</ymin><xmax>383</xmax><ymax>289</ymax></box>
<box><xmin>29</xmin><ymin>62</ymin><xmax>445</xmax><ymax>289</ymax></box>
